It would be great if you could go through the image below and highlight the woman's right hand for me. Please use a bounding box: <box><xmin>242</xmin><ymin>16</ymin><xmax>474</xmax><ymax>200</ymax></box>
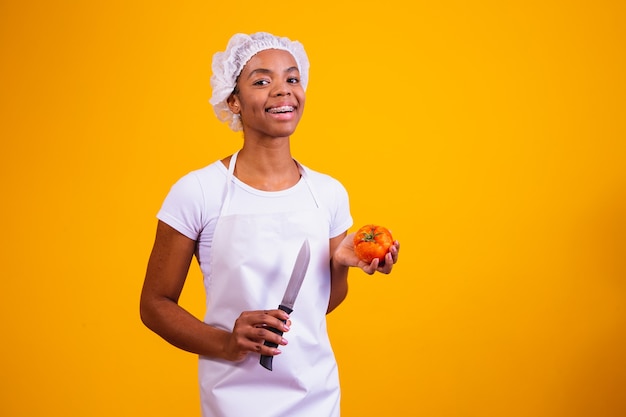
<box><xmin>222</xmin><ymin>309</ymin><xmax>292</xmax><ymax>362</ymax></box>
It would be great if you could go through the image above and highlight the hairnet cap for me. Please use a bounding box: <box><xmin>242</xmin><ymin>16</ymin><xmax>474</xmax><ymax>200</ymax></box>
<box><xmin>209</xmin><ymin>32</ymin><xmax>310</xmax><ymax>132</ymax></box>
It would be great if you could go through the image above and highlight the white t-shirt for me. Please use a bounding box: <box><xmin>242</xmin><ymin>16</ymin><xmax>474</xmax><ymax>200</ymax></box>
<box><xmin>157</xmin><ymin>159</ymin><xmax>353</xmax><ymax>276</ymax></box>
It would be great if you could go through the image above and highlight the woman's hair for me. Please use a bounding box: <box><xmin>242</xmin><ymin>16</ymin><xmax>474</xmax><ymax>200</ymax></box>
<box><xmin>209</xmin><ymin>32</ymin><xmax>310</xmax><ymax>132</ymax></box>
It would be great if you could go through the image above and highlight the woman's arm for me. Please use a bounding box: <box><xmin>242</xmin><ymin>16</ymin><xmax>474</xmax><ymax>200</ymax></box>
<box><xmin>328</xmin><ymin>232</ymin><xmax>350</xmax><ymax>313</ymax></box>
<box><xmin>140</xmin><ymin>220</ymin><xmax>290</xmax><ymax>361</ymax></box>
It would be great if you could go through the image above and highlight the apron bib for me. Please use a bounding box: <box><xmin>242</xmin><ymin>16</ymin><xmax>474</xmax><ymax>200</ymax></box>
<box><xmin>199</xmin><ymin>151</ymin><xmax>340</xmax><ymax>417</ymax></box>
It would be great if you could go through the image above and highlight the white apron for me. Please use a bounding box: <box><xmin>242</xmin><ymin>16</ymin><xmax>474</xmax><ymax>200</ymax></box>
<box><xmin>199</xmin><ymin>151</ymin><xmax>340</xmax><ymax>417</ymax></box>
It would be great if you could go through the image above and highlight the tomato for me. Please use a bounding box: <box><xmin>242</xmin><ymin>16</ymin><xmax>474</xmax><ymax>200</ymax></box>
<box><xmin>353</xmin><ymin>224</ymin><xmax>394</xmax><ymax>263</ymax></box>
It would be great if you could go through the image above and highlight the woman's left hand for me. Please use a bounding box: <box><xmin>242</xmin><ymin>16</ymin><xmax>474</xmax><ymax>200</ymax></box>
<box><xmin>334</xmin><ymin>232</ymin><xmax>400</xmax><ymax>275</ymax></box>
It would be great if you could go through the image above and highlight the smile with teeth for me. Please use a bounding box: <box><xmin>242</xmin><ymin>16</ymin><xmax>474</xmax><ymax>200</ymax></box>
<box><xmin>266</xmin><ymin>105</ymin><xmax>295</xmax><ymax>114</ymax></box>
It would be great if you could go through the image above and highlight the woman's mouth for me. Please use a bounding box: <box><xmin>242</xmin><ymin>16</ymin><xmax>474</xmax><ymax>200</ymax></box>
<box><xmin>266</xmin><ymin>105</ymin><xmax>295</xmax><ymax>114</ymax></box>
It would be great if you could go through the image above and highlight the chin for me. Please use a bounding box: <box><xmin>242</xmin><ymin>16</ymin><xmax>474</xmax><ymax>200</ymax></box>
<box><xmin>271</xmin><ymin>123</ymin><xmax>299</xmax><ymax>137</ymax></box>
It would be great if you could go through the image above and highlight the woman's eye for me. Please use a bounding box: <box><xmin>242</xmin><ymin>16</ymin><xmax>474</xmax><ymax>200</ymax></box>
<box><xmin>253</xmin><ymin>79</ymin><xmax>269</xmax><ymax>86</ymax></box>
<box><xmin>287</xmin><ymin>77</ymin><xmax>300</xmax><ymax>84</ymax></box>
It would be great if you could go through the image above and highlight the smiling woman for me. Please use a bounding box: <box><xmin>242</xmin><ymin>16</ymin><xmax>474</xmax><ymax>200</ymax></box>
<box><xmin>208</xmin><ymin>32</ymin><xmax>309</xmax><ymax>132</ymax></box>
<box><xmin>138</xmin><ymin>31</ymin><xmax>400</xmax><ymax>417</ymax></box>
<box><xmin>227</xmin><ymin>49</ymin><xmax>305</xmax><ymax>140</ymax></box>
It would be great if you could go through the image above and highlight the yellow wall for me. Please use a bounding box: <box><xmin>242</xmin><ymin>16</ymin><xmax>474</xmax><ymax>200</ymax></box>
<box><xmin>2</xmin><ymin>1</ymin><xmax>625</xmax><ymax>416</ymax></box>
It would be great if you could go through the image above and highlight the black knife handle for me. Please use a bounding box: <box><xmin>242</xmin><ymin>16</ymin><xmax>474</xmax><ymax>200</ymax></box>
<box><xmin>259</xmin><ymin>305</ymin><xmax>293</xmax><ymax>371</ymax></box>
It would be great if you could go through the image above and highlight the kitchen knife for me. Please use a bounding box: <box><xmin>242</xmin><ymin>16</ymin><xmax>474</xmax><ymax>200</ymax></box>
<box><xmin>260</xmin><ymin>239</ymin><xmax>311</xmax><ymax>371</ymax></box>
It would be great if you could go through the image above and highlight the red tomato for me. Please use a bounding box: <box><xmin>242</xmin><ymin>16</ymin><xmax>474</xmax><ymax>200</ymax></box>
<box><xmin>353</xmin><ymin>224</ymin><xmax>394</xmax><ymax>263</ymax></box>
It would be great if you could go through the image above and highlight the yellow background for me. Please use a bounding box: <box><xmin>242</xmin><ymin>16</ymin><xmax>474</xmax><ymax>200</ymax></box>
<box><xmin>1</xmin><ymin>1</ymin><xmax>625</xmax><ymax>416</ymax></box>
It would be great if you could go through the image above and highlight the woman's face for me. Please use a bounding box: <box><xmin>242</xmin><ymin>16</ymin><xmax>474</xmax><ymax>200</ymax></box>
<box><xmin>229</xmin><ymin>49</ymin><xmax>305</xmax><ymax>138</ymax></box>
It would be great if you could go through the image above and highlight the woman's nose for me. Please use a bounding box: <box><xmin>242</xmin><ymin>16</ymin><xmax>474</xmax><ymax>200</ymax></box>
<box><xmin>272</xmin><ymin>81</ymin><xmax>291</xmax><ymax>97</ymax></box>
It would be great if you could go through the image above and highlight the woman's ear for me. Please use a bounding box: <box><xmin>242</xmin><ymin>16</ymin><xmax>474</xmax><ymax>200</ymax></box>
<box><xmin>227</xmin><ymin>94</ymin><xmax>240</xmax><ymax>114</ymax></box>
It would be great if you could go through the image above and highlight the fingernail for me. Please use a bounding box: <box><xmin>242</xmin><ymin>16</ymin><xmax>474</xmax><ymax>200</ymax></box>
<box><xmin>281</xmin><ymin>337</ymin><xmax>288</xmax><ymax>345</ymax></box>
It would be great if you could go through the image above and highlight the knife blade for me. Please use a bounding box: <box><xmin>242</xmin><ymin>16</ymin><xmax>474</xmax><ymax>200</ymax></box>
<box><xmin>260</xmin><ymin>239</ymin><xmax>311</xmax><ymax>371</ymax></box>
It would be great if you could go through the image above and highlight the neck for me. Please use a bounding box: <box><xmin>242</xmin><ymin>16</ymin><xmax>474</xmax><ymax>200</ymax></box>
<box><xmin>226</xmin><ymin>142</ymin><xmax>301</xmax><ymax>191</ymax></box>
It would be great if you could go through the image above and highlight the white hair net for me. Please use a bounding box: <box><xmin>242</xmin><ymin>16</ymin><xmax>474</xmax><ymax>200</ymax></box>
<box><xmin>209</xmin><ymin>32</ymin><xmax>310</xmax><ymax>132</ymax></box>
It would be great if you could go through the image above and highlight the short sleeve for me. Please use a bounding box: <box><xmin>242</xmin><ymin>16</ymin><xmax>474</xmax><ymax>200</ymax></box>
<box><xmin>328</xmin><ymin>179</ymin><xmax>353</xmax><ymax>238</ymax></box>
<box><xmin>157</xmin><ymin>172</ymin><xmax>205</xmax><ymax>241</ymax></box>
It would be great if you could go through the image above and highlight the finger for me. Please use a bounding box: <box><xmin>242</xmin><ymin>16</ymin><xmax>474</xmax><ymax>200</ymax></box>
<box><xmin>378</xmin><ymin>253</ymin><xmax>394</xmax><ymax>274</ymax></box>
<box><xmin>260</xmin><ymin>312</ymin><xmax>291</xmax><ymax>333</ymax></box>
<box><xmin>260</xmin><ymin>308</ymin><xmax>290</xmax><ymax>323</ymax></box>
<box><xmin>253</xmin><ymin>314</ymin><xmax>290</xmax><ymax>343</ymax></box>
<box><xmin>246</xmin><ymin>324</ymin><xmax>287</xmax><ymax>349</ymax></box>
<box><xmin>248</xmin><ymin>311</ymin><xmax>287</xmax><ymax>332</ymax></box>
<box><xmin>252</xmin><ymin>326</ymin><xmax>288</xmax><ymax>353</ymax></box>
<box><xmin>235</xmin><ymin>311</ymin><xmax>288</xmax><ymax>342</ymax></box>
<box><xmin>390</xmin><ymin>242</ymin><xmax>399</xmax><ymax>263</ymax></box>
<box><xmin>251</xmin><ymin>327</ymin><xmax>289</xmax><ymax>346</ymax></box>
<box><xmin>249</xmin><ymin>340</ymin><xmax>282</xmax><ymax>357</ymax></box>
<box><xmin>362</xmin><ymin>258</ymin><xmax>377</xmax><ymax>275</ymax></box>
<box><xmin>228</xmin><ymin>311</ymin><xmax>289</xmax><ymax>361</ymax></box>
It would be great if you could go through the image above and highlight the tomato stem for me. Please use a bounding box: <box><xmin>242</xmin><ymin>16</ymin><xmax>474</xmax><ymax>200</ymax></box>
<box><xmin>362</xmin><ymin>231</ymin><xmax>383</xmax><ymax>242</ymax></box>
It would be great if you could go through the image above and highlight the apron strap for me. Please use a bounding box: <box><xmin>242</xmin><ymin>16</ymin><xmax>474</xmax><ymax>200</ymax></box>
<box><xmin>296</xmin><ymin>161</ymin><xmax>321</xmax><ymax>209</ymax></box>
<box><xmin>219</xmin><ymin>150</ymin><xmax>239</xmax><ymax>217</ymax></box>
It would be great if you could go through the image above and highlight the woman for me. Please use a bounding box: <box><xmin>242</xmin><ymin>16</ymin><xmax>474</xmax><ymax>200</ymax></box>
<box><xmin>140</xmin><ymin>32</ymin><xmax>400</xmax><ymax>417</ymax></box>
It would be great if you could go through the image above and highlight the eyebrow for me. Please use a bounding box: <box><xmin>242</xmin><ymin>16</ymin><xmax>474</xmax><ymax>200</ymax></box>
<box><xmin>246</xmin><ymin>66</ymin><xmax>299</xmax><ymax>79</ymax></box>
